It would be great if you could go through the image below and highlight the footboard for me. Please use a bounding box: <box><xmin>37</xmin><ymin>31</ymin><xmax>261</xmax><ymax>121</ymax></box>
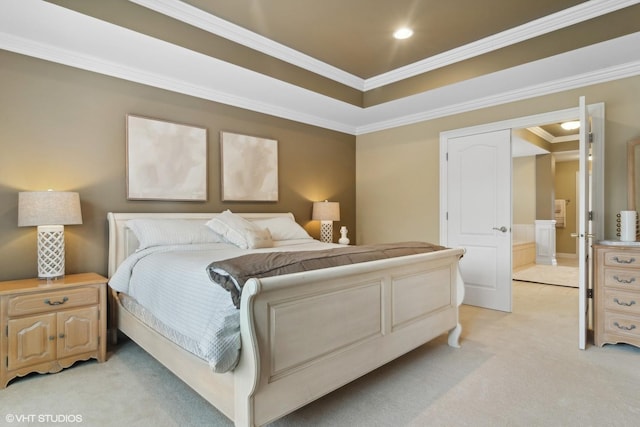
<box><xmin>233</xmin><ymin>247</ymin><xmax>464</xmax><ymax>426</ymax></box>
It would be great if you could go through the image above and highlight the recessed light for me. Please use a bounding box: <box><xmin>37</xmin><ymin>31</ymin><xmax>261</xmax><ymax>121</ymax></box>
<box><xmin>393</xmin><ymin>27</ymin><xmax>413</xmax><ymax>40</ymax></box>
<box><xmin>561</xmin><ymin>121</ymin><xmax>580</xmax><ymax>130</ymax></box>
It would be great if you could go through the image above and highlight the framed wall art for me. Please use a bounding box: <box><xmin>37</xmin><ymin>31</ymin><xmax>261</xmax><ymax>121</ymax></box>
<box><xmin>220</xmin><ymin>131</ymin><xmax>278</xmax><ymax>202</ymax></box>
<box><xmin>126</xmin><ymin>114</ymin><xmax>208</xmax><ymax>201</ymax></box>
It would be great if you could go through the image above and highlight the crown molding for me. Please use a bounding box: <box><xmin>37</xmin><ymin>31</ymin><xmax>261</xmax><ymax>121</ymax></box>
<box><xmin>130</xmin><ymin>0</ymin><xmax>365</xmax><ymax>90</ymax></box>
<box><xmin>2</xmin><ymin>0</ymin><xmax>640</xmax><ymax>137</ymax></box>
<box><xmin>527</xmin><ymin>127</ymin><xmax>555</xmax><ymax>142</ymax></box>
<box><xmin>528</xmin><ymin>127</ymin><xmax>580</xmax><ymax>143</ymax></box>
<box><xmin>0</xmin><ymin>34</ymin><xmax>359</xmax><ymax>134</ymax></box>
<box><xmin>364</xmin><ymin>0</ymin><xmax>640</xmax><ymax>90</ymax></box>
<box><xmin>132</xmin><ymin>0</ymin><xmax>640</xmax><ymax>92</ymax></box>
<box><xmin>553</xmin><ymin>134</ymin><xmax>580</xmax><ymax>143</ymax></box>
<box><xmin>355</xmin><ymin>58</ymin><xmax>640</xmax><ymax>135</ymax></box>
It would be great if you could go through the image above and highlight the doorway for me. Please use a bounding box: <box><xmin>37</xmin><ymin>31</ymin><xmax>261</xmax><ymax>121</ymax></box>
<box><xmin>440</xmin><ymin>101</ymin><xmax>604</xmax><ymax>348</ymax></box>
<box><xmin>511</xmin><ymin>123</ymin><xmax>581</xmax><ymax>289</ymax></box>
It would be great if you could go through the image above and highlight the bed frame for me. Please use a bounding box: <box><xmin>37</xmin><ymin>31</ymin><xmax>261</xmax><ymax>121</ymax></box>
<box><xmin>107</xmin><ymin>212</ymin><xmax>465</xmax><ymax>426</ymax></box>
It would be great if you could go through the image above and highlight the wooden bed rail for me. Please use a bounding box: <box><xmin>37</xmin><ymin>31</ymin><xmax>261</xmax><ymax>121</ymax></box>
<box><xmin>234</xmin><ymin>248</ymin><xmax>464</xmax><ymax>426</ymax></box>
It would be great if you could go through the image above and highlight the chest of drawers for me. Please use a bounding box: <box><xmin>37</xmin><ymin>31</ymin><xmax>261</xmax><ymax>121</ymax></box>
<box><xmin>593</xmin><ymin>244</ymin><xmax>640</xmax><ymax>348</ymax></box>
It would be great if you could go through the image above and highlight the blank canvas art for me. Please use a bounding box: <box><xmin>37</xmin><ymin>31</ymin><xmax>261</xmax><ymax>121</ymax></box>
<box><xmin>126</xmin><ymin>115</ymin><xmax>208</xmax><ymax>201</ymax></box>
<box><xmin>220</xmin><ymin>132</ymin><xmax>278</xmax><ymax>201</ymax></box>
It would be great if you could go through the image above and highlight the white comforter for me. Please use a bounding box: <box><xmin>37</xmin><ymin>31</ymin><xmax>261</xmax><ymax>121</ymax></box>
<box><xmin>109</xmin><ymin>239</ymin><xmax>338</xmax><ymax>373</ymax></box>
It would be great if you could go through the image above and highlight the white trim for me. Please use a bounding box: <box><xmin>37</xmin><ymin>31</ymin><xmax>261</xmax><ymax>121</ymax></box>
<box><xmin>440</xmin><ymin>102</ymin><xmax>605</xmax><ymax>245</ymax></box>
<box><xmin>1</xmin><ymin>0</ymin><xmax>638</xmax><ymax>136</ymax></box>
<box><xmin>527</xmin><ymin>127</ymin><xmax>579</xmax><ymax>143</ymax></box>
<box><xmin>131</xmin><ymin>0</ymin><xmax>639</xmax><ymax>91</ymax></box>
<box><xmin>130</xmin><ymin>0</ymin><xmax>365</xmax><ymax>90</ymax></box>
<box><xmin>356</xmin><ymin>58</ymin><xmax>640</xmax><ymax>135</ymax></box>
<box><xmin>364</xmin><ymin>0</ymin><xmax>639</xmax><ymax>90</ymax></box>
<box><xmin>527</xmin><ymin>127</ymin><xmax>555</xmax><ymax>142</ymax></box>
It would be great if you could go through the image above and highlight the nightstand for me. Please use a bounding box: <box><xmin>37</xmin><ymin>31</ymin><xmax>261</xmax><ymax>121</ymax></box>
<box><xmin>0</xmin><ymin>273</ymin><xmax>107</xmax><ymax>388</ymax></box>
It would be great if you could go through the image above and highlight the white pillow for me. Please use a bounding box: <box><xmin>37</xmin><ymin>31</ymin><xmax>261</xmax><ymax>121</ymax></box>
<box><xmin>127</xmin><ymin>219</ymin><xmax>224</xmax><ymax>250</ymax></box>
<box><xmin>206</xmin><ymin>210</ymin><xmax>273</xmax><ymax>249</ymax></box>
<box><xmin>251</xmin><ymin>216</ymin><xmax>312</xmax><ymax>241</ymax></box>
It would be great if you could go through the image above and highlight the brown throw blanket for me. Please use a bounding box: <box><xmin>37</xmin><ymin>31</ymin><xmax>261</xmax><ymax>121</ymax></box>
<box><xmin>207</xmin><ymin>242</ymin><xmax>447</xmax><ymax>308</ymax></box>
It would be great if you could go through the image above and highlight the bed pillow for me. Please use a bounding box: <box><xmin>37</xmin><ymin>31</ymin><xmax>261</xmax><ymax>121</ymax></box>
<box><xmin>251</xmin><ymin>216</ymin><xmax>312</xmax><ymax>241</ymax></box>
<box><xmin>206</xmin><ymin>210</ymin><xmax>273</xmax><ymax>249</ymax></box>
<box><xmin>127</xmin><ymin>219</ymin><xmax>224</xmax><ymax>250</ymax></box>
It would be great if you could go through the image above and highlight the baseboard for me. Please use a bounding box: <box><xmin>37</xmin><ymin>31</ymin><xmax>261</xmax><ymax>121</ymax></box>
<box><xmin>556</xmin><ymin>253</ymin><xmax>578</xmax><ymax>259</ymax></box>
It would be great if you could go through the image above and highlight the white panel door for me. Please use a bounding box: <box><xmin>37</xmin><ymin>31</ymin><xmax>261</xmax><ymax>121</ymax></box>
<box><xmin>577</xmin><ymin>96</ymin><xmax>590</xmax><ymax>350</ymax></box>
<box><xmin>447</xmin><ymin>129</ymin><xmax>512</xmax><ymax>312</ymax></box>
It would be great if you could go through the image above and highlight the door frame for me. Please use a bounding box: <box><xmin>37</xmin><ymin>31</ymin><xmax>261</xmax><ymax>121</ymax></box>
<box><xmin>439</xmin><ymin>103</ymin><xmax>605</xmax><ymax>320</ymax></box>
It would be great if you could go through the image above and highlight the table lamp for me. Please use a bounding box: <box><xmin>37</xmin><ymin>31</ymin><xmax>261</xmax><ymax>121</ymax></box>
<box><xmin>312</xmin><ymin>200</ymin><xmax>340</xmax><ymax>243</ymax></box>
<box><xmin>18</xmin><ymin>191</ymin><xmax>83</xmax><ymax>279</ymax></box>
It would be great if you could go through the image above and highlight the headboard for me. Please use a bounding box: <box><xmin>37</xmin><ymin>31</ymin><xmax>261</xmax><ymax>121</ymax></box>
<box><xmin>106</xmin><ymin>212</ymin><xmax>296</xmax><ymax>277</ymax></box>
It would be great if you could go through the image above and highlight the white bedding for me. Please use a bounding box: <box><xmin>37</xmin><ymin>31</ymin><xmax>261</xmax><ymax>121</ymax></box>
<box><xmin>109</xmin><ymin>239</ymin><xmax>339</xmax><ymax>373</ymax></box>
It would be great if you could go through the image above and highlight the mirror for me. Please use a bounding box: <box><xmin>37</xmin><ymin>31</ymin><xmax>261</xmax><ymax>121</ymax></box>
<box><xmin>628</xmin><ymin>138</ymin><xmax>640</xmax><ymax>211</ymax></box>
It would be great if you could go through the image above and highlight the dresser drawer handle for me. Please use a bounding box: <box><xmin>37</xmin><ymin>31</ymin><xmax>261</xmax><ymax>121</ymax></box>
<box><xmin>613</xmin><ymin>276</ymin><xmax>636</xmax><ymax>284</ymax></box>
<box><xmin>44</xmin><ymin>296</ymin><xmax>69</xmax><ymax>306</ymax></box>
<box><xmin>613</xmin><ymin>298</ymin><xmax>636</xmax><ymax>307</ymax></box>
<box><xmin>613</xmin><ymin>322</ymin><xmax>637</xmax><ymax>331</ymax></box>
<box><xmin>612</xmin><ymin>256</ymin><xmax>636</xmax><ymax>264</ymax></box>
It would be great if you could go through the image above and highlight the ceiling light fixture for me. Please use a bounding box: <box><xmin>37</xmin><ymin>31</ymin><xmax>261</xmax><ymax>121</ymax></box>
<box><xmin>393</xmin><ymin>27</ymin><xmax>413</xmax><ymax>40</ymax></box>
<box><xmin>561</xmin><ymin>121</ymin><xmax>580</xmax><ymax>130</ymax></box>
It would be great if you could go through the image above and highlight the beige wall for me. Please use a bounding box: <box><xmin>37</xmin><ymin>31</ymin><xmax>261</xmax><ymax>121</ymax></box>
<box><xmin>536</xmin><ymin>154</ymin><xmax>555</xmax><ymax>221</ymax></box>
<box><xmin>513</xmin><ymin>156</ymin><xmax>536</xmax><ymax>225</ymax></box>
<box><xmin>0</xmin><ymin>51</ymin><xmax>356</xmax><ymax>281</ymax></box>
<box><xmin>356</xmin><ymin>75</ymin><xmax>640</xmax><ymax>245</ymax></box>
<box><xmin>555</xmin><ymin>160</ymin><xmax>579</xmax><ymax>255</ymax></box>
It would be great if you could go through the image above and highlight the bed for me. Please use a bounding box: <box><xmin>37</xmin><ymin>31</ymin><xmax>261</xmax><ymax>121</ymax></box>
<box><xmin>107</xmin><ymin>211</ymin><xmax>465</xmax><ymax>426</ymax></box>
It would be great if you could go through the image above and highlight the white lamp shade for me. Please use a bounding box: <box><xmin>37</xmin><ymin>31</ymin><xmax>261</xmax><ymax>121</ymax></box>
<box><xmin>312</xmin><ymin>201</ymin><xmax>340</xmax><ymax>221</ymax></box>
<box><xmin>18</xmin><ymin>191</ymin><xmax>82</xmax><ymax>279</ymax></box>
<box><xmin>18</xmin><ymin>191</ymin><xmax>83</xmax><ymax>227</ymax></box>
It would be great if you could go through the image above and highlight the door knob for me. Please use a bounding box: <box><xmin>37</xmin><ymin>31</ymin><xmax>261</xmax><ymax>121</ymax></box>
<box><xmin>492</xmin><ymin>226</ymin><xmax>508</xmax><ymax>233</ymax></box>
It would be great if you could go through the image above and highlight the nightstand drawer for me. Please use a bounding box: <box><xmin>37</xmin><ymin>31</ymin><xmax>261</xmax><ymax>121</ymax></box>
<box><xmin>603</xmin><ymin>268</ymin><xmax>640</xmax><ymax>289</ymax></box>
<box><xmin>604</xmin><ymin>289</ymin><xmax>640</xmax><ymax>315</ymax></box>
<box><xmin>8</xmin><ymin>286</ymin><xmax>99</xmax><ymax>316</ymax></box>
<box><xmin>602</xmin><ymin>312</ymin><xmax>640</xmax><ymax>339</ymax></box>
<box><xmin>603</xmin><ymin>251</ymin><xmax>640</xmax><ymax>268</ymax></box>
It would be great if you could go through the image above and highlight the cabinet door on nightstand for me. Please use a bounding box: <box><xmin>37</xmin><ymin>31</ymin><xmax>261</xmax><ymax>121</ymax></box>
<box><xmin>57</xmin><ymin>306</ymin><xmax>99</xmax><ymax>358</ymax></box>
<box><xmin>7</xmin><ymin>313</ymin><xmax>57</xmax><ymax>370</ymax></box>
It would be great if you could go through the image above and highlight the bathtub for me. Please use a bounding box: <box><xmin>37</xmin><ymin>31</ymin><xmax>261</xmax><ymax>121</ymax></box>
<box><xmin>513</xmin><ymin>224</ymin><xmax>535</xmax><ymax>269</ymax></box>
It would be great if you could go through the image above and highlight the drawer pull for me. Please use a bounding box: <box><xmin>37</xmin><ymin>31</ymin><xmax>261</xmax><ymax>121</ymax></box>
<box><xmin>48</xmin><ymin>336</ymin><xmax>55</xmax><ymax>341</ymax></box>
<box><xmin>612</xmin><ymin>256</ymin><xmax>636</xmax><ymax>264</ymax></box>
<box><xmin>613</xmin><ymin>276</ymin><xmax>636</xmax><ymax>284</ymax></box>
<box><xmin>44</xmin><ymin>296</ymin><xmax>69</xmax><ymax>306</ymax></box>
<box><xmin>58</xmin><ymin>333</ymin><xmax>65</xmax><ymax>339</ymax></box>
<box><xmin>613</xmin><ymin>298</ymin><xmax>636</xmax><ymax>307</ymax></box>
<box><xmin>613</xmin><ymin>322</ymin><xmax>637</xmax><ymax>331</ymax></box>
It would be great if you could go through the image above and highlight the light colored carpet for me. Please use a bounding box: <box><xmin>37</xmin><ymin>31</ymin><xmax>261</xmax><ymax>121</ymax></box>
<box><xmin>3</xmin><ymin>282</ymin><xmax>639</xmax><ymax>426</ymax></box>
<box><xmin>513</xmin><ymin>264</ymin><xmax>579</xmax><ymax>288</ymax></box>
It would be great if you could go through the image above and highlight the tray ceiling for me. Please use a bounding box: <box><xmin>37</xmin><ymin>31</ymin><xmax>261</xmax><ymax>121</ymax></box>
<box><xmin>181</xmin><ymin>0</ymin><xmax>587</xmax><ymax>79</ymax></box>
<box><xmin>2</xmin><ymin>0</ymin><xmax>640</xmax><ymax>134</ymax></box>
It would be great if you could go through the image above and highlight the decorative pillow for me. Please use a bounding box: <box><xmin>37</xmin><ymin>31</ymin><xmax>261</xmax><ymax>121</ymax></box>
<box><xmin>127</xmin><ymin>219</ymin><xmax>224</xmax><ymax>250</ymax></box>
<box><xmin>206</xmin><ymin>210</ymin><xmax>274</xmax><ymax>249</ymax></box>
<box><xmin>244</xmin><ymin>227</ymin><xmax>274</xmax><ymax>249</ymax></box>
<box><xmin>251</xmin><ymin>216</ymin><xmax>312</xmax><ymax>241</ymax></box>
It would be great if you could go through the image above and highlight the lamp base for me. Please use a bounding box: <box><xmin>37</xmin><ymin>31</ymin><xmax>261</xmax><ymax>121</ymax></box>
<box><xmin>37</xmin><ymin>225</ymin><xmax>66</xmax><ymax>279</ymax></box>
<box><xmin>320</xmin><ymin>221</ymin><xmax>334</xmax><ymax>243</ymax></box>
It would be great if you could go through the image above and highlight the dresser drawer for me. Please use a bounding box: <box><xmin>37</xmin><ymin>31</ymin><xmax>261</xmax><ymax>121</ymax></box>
<box><xmin>602</xmin><ymin>312</ymin><xmax>640</xmax><ymax>339</ymax></box>
<box><xmin>603</xmin><ymin>251</ymin><xmax>640</xmax><ymax>268</ymax></box>
<box><xmin>604</xmin><ymin>289</ymin><xmax>640</xmax><ymax>315</ymax></box>
<box><xmin>602</xmin><ymin>268</ymin><xmax>640</xmax><ymax>289</ymax></box>
<box><xmin>8</xmin><ymin>286</ymin><xmax>99</xmax><ymax>316</ymax></box>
